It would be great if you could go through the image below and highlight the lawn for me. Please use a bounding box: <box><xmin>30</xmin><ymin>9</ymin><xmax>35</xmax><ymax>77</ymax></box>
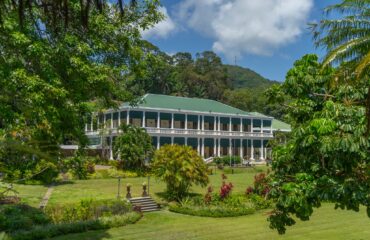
<box><xmin>12</xmin><ymin>183</ymin><xmax>49</xmax><ymax>207</ymax></box>
<box><xmin>12</xmin><ymin>166</ymin><xmax>370</xmax><ymax>240</ymax></box>
<box><xmin>47</xmin><ymin>166</ymin><xmax>266</xmax><ymax>205</ymax></box>
<box><xmin>52</xmin><ymin>204</ymin><xmax>370</xmax><ymax>240</ymax></box>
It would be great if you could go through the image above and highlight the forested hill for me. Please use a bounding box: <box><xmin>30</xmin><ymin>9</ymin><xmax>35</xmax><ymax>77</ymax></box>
<box><xmin>225</xmin><ymin>65</ymin><xmax>279</xmax><ymax>89</ymax></box>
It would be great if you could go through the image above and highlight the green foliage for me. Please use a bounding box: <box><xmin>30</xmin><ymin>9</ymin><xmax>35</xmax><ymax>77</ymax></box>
<box><xmin>214</xmin><ymin>156</ymin><xmax>241</xmax><ymax>165</ymax></box>
<box><xmin>113</xmin><ymin>124</ymin><xmax>154</xmax><ymax>170</ymax></box>
<box><xmin>0</xmin><ymin>204</ymin><xmax>50</xmax><ymax>232</ymax></box>
<box><xmin>0</xmin><ymin>1</ymin><xmax>162</xmax><ymax>181</ymax></box>
<box><xmin>45</xmin><ymin>199</ymin><xmax>132</xmax><ymax>223</ymax></box>
<box><xmin>151</xmin><ymin>145</ymin><xmax>209</xmax><ymax>200</ymax></box>
<box><xmin>62</xmin><ymin>155</ymin><xmax>95</xmax><ymax>180</ymax></box>
<box><xmin>169</xmin><ymin>194</ymin><xmax>256</xmax><ymax>217</ymax></box>
<box><xmin>266</xmin><ymin>54</ymin><xmax>370</xmax><ymax>234</ymax></box>
<box><xmin>9</xmin><ymin>212</ymin><xmax>141</xmax><ymax>240</ymax></box>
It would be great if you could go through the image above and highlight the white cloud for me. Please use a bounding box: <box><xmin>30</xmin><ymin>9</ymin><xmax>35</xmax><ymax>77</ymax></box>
<box><xmin>177</xmin><ymin>0</ymin><xmax>313</xmax><ymax>58</ymax></box>
<box><xmin>142</xmin><ymin>6</ymin><xmax>176</xmax><ymax>39</ymax></box>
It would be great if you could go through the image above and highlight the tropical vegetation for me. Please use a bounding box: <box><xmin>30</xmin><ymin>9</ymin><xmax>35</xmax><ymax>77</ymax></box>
<box><xmin>151</xmin><ymin>145</ymin><xmax>209</xmax><ymax>200</ymax></box>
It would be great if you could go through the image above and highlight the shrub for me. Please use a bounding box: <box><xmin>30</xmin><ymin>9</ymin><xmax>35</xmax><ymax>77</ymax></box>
<box><xmin>0</xmin><ymin>204</ymin><xmax>50</xmax><ymax>232</ymax></box>
<box><xmin>169</xmin><ymin>195</ymin><xmax>256</xmax><ymax>218</ymax></box>
<box><xmin>61</xmin><ymin>155</ymin><xmax>95</xmax><ymax>180</ymax></box>
<box><xmin>10</xmin><ymin>212</ymin><xmax>141</xmax><ymax>240</ymax></box>
<box><xmin>247</xmin><ymin>194</ymin><xmax>273</xmax><ymax>210</ymax></box>
<box><xmin>152</xmin><ymin>145</ymin><xmax>209</xmax><ymax>201</ymax></box>
<box><xmin>45</xmin><ymin>199</ymin><xmax>132</xmax><ymax>223</ymax></box>
<box><xmin>214</xmin><ymin>156</ymin><xmax>242</xmax><ymax>166</ymax></box>
<box><xmin>219</xmin><ymin>174</ymin><xmax>233</xmax><ymax>199</ymax></box>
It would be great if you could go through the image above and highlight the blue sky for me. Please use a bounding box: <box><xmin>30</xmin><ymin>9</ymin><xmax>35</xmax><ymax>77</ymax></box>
<box><xmin>142</xmin><ymin>0</ymin><xmax>341</xmax><ymax>81</ymax></box>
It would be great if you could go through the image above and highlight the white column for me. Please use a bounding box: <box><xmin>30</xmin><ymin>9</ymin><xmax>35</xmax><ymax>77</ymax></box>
<box><xmin>185</xmin><ymin>137</ymin><xmax>188</xmax><ymax>146</ymax></box>
<box><xmin>218</xmin><ymin>117</ymin><xmax>221</xmax><ymax>131</ymax></box>
<box><xmin>213</xmin><ymin>139</ymin><xmax>216</xmax><ymax>156</ymax></box>
<box><xmin>157</xmin><ymin>137</ymin><xmax>160</xmax><ymax>149</ymax></box>
<box><xmin>109</xmin><ymin>136</ymin><xmax>113</xmax><ymax>160</ymax></box>
<box><xmin>201</xmin><ymin>138</ymin><xmax>205</xmax><ymax>157</ymax></box>
<box><xmin>214</xmin><ymin>117</ymin><xmax>217</xmax><ymax>131</ymax></box>
<box><xmin>85</xmin><ymin>121</ymin><xmax>88</xmax><ymax>132</ymax></box>
<box><xmin>240</xmin><ymin>118</ymin><xmax>243</xmax><ymax>132</ymax></box>
<box><xmin>197</xmin><ymin>138</ymin><xmax>200</xmax><ymax>154</ymax></box>
<box><xmin>157</xmin><ymin>112</ymin><xmax>160</xmax><ymax>128</ymax></box>
<box><xmin>171</xmin><ymin>136</ymin><xmax>174</xmax><ymax>145</ymax></box>
<box><xmin>126</xmin><ymin>110</ymin><xmax>130</xmax><ymax>125</ymax></box>
<box><xmin>171</xmin><ymin>113</ymin><xmax>174</xmax><ymax>129</ymax></box>
<box><xmin>202</xmin><ymin>116</ymin><xmax>204</xmax><ymax>130</ymax></box>
<box><xmin>198</xmin><ymin>115</ymin><xmax>200</xmax><ymax>130</ymax></box>
<box><xmin>185</xmin><ymin>114</ymin><xmax>188</xmax><ymax>130</ymax></box>
<box><xmin>229</xmin><ymin>139</ymin><xmax>232</xmax><ymax>156</ymax></box>
<box><xmin>118</xmin><ymin>111</ymin><xmax>121</xmax><ymax>128</ymax></box>
<box><xmin>111</xmin><ymin>112</ymin><xmax>113</xmax><ymax>129</ymax></box>
<box><xmin>142</xmin><ymin>111</ymin><xmax>146</xmax><ymax>128</ymax></box>
<box><xmin>264</xmin><ymin>147</ymin><xmax>267</xmax><ymax>160</ymax></box>
<box><xmin>217</xmin><ymin>139</ymin><xmax>221</xmax><ymax>156</ymax></box>
<box><xmin>260</xmin><ymin>139</ymin><xmax>264</xmax><ymax>160</ymax></box>
<box><xmin>239</xmin><ymin>139</ymin><xmax>243</xmax><ymax>159</ymax></box>
<box><xmin>229</xmin><ymin>117</ymin><xmax>232</xmax><ymax>132</ymax></box>
<box><xmin>251</xmin><ymin>140</ymin><xmax>254</xmax><ymax>160</ymax></box>
<box><xmin>251</xmin><ymin>119</ymin><xmax>254</xmax><ymax>133</ymax></box>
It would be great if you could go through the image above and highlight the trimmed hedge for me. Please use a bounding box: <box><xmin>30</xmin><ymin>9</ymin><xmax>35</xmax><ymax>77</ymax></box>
<box><xmin>169</xmin><ymin>203</ymin><xmax>255</xmax><ymax>217</ymax></box>
<box><xmin>9</xmin><ymin>212</ymin><xmax>141</xmax><ymax>240</ymax></box>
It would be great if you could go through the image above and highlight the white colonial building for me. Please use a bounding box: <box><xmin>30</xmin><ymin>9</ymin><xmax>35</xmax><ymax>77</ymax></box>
<box><xmin>76</xmin><ymin>94</ymin><xmax>290</xmax><ymax>162</ymax></box>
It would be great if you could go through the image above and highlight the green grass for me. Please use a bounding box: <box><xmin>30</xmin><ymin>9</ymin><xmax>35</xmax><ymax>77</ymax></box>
<box><xmin>10</xmin><ymin>166</ymin><xmax>370</xmax><ymax>239</ymax></box>
<box><xmin>48</xmin><ymin>166</ymin><xmax>266</xmax><ymax>205</ymax></box>
<box><xmin>12</xmin><ymin>184</ymin><xmax>49</xmax><ymax>207</ymax></box>
<box><xmin>52</xmin><ymin>204</ymin><xmax>370</xmax><ymax>240</ymax></box>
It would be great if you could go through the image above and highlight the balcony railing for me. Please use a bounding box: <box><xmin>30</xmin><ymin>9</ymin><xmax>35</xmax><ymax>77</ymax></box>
<box><xmin>86</xmin><ymin>127</ymin><xmax>273</xmax><ymax>138</ymax></box>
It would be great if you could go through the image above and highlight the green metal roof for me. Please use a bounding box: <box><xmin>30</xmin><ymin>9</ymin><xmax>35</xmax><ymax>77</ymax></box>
<box><xmin>272</xmin><ymin>119</ymin><xmax>291</xmax><ymax>131</ymax></box>
<box><xmin>123</xmin><ymin>94</ymin><xmax>262</xmax><ymax>117</ymax></box>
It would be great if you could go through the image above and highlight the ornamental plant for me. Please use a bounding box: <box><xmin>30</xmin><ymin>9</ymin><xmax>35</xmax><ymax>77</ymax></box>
<box><xmin>152</xmin><ymin>145</ymin><xmax>209</xmax><ymax>201</ymax></box>
<box><xmin>204</xmin><ymin>186</ymin><xmax>213</xmax><ymax>205</ymax></box>
<box><xmin>219</xmin><ymin>174</ymin><xmax>233</xmax><ymax>199</ymax></box>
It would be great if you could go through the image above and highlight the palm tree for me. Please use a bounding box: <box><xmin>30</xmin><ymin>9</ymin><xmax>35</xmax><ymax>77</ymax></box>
<box><xmin>313</xmin><ymin>0</ymin><xmax>370</xmax><ymax>77</ymax></box>
<box><xmin>312</xmin><ymin>0</ymin><xmax>370</xmax><ymax>130</ymax></box>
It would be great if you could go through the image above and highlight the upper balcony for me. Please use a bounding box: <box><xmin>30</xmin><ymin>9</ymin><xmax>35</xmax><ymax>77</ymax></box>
<box><xmin>86</xmin><ymin>127</ymin><xmax>273</xmax><ymax>139</ymax></box>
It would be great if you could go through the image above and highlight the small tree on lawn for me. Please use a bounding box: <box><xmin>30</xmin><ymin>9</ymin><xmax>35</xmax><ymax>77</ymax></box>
<box><xmin>151</xmin><ymin>145</ymin><xmax>209</xmax><ymax>200</ymax></box>
<box><xmin>113</xmin><ymin>124</ymin><xmax>153</xmax><ymax>170</ymax></box>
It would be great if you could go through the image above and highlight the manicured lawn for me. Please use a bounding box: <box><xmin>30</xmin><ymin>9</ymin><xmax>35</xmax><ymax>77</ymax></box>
<box><xmin>12</xmin><ymin>184</ymin><xmax>49</xmax><ymax>207</ymax></box>
<box><xmin>52</xmin><ymin>204</ymin><xmax>370</xmax><ymax>240</ymax></box>
<box><xmin>48</xmin><ymin>166</ymin><xmax>266</xmax><ymax>205</ymax></box>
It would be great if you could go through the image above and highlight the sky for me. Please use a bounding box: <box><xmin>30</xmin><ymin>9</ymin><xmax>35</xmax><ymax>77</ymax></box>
<box><xmin>142</xmin><ymin>0</ymin><xmax>341</xmax><ymax>82</ymax></box>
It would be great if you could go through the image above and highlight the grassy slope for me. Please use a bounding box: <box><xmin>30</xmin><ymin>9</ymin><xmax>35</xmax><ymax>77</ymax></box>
<box><xmin>52</xmin><ymin>204</ymin><xmax>370</xmax><ymax>240</ymax></box>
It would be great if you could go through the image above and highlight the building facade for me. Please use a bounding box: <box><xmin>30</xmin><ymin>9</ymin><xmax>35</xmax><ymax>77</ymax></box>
<box><xmin>77</xmin><ymin>94</ymin><xmax>290</xmax><ymax>162</ymax></box>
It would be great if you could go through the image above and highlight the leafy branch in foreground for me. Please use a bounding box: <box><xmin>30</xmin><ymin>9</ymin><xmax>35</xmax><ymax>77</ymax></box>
<box><xmin>267</xmin><ymin>54</ymin><xmax>369</xmax><ymax>234</ymax></box>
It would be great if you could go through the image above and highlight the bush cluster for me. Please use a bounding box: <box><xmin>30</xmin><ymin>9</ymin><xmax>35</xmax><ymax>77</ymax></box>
<box><xmin>0</xmin><ymin>204</ymin><xmax>50</xmax><ymax>232</ymax></box>
<box><xmin>169</xmin><ymin>195</ymin><xmax>255</xmax><ymax>218</ymax></box>
<box><xmin>213</xmin><ymin>156</ymin><xmax>242</xmax><ymax>166</ymax></box>
<box><xmin>9</xmin><ymin>212</ymin><xmax>141</xmax><ymax>240</ymax></box>
<box><xmin>45</xmin><ymin>199</ymin><xmax>132</xmax><ymax>223</ymax></box>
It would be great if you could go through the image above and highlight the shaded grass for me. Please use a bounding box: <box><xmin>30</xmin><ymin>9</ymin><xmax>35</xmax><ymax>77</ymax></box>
<box><xmin>51</xmin><ymin>204</ymin><xmax>370</xmax><ymax>240</ymax></box>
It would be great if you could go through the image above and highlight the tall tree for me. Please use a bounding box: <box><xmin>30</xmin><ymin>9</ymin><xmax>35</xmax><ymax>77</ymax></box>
<box><xmin>267</xmin><ymin>54</ymin><xmax>369</xmax><ymax>234</ymax></box>
<box><xmin>0</xmin><ymin>1</ymin><xmax>162</xmax><ymax>181</ymax></box>
<box><xmin>113</xmin><ymin>124</ymin><xmax>153</xmax><ymax>170</ymax></box>
<box><xmin>312</xmin><ymin>0</ymin><xmax>370</xmax><ymax>130</ymax></box>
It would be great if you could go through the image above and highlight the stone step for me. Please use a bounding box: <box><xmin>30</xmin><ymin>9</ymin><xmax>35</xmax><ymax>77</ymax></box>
<box><xmin>128</xmin><ymin>196</ymin><xmax>159</xmax><ymax>212</ymax></box>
